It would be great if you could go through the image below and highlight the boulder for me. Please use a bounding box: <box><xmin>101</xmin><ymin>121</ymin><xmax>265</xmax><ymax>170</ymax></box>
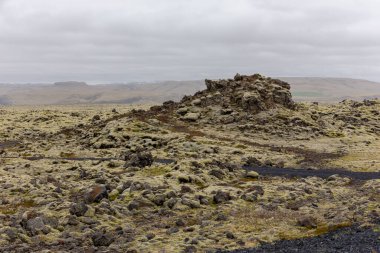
<box><xmin>92</xmin><ymin>230</ymin><xmax>115</xmax><ymax>247</ymax></box>
<box><xmin>182</xmin><ymin>112</ymin><xmax>200</xmax><ymax>122</ymax></box>
<box><xmin>124</xmin><ymin>151</ymin><xmax>153</xmax><ymax>168</ymax></box>
<box><xmin>69</xmin><ymin>202</ymin><xmax>88</xmax><ymax>217</ymax></box>
<box><xmin>245</xmin><ymin>171</ymin><xmax>259</xmax><ymax>179</ymax></box>
<box><xmin>213</xmin><ymin>190</ymin><xmax>232</xmax><ymax>204</ymax></box>
<box><xmin>85</xmin><ymin>185</ymin><xmax>108</xmax><ymax>203</ymax></box>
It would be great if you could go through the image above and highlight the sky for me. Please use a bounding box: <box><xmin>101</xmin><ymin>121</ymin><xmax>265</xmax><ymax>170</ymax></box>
<box><xmin>0</xmin><ymin>0</ymin><xmax>380</xmax><ymax>83</ymax></box>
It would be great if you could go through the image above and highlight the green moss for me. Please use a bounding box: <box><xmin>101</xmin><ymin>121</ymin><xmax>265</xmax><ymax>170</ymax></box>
<box><xmin>0</xmin><ymin>199</ymin><xmax>35</xmax><ymax>215</ymax></box>
<box><xmin>235</xmin><ymin>144</ymin><xmax>248</xmax><ymax>149</ymax></box>
<box><xmin>141</xmin><ymin>166</ymin><xmax>171</xmax><ymax>177</ymax></box>
<box><xmin>109</xmin><ymin>193</ymin><xmax>120</xmax><ymax>201</ymax></box>
<box><xmin>314</xmin><ymin>221</ymin><xmax>352</xmax><ymax>236</ymax></box>
<box><xmin>60</xmin><ymin>152</ymin><xmax>76</xmax><ymax>158</ymax></box>
<box><xmin>325</xmin><ymin>131</ymin><xmax>345</xmax><ymax>138</ymax></box>
<box><xmin>123</xmin><ymin>193</ymin><xmax>134</xmax><ymax>203</ymax></box>
<box><xmin>194</xmin><ymin>181</ymin><xmax>207</xmax><ymax>189</ymax></box>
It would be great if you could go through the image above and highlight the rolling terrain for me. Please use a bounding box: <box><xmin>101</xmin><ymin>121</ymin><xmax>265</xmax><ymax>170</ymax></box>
<box><xmin>0</xmin><ymin>74</ymin><xmax>379</xmax><ymax>252</ymax></box>
<box><xmin>0</xmin><ymin>77</ymin><xmax>379</xmax><ymax>105</ymax></box>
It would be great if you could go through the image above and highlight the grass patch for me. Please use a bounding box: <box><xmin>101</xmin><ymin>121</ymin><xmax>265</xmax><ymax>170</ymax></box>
<box><xmin>140</xmin><ymin>166</ymin><xmax>171</xmax><ymax>177</ymax></box>
<box><xmin>0</xmin><ymin>199</ymin><xmax>36</xmax><ymax>215</ymax></box>
<box><xmin>314</xmin><ymin>221</ymin><xmax>352</xmax><ymax>236</ymax></box>
<box><xmin>60</xmin><ymin>152</ymin><xmax>76</xmax><ymax>158</ymax></box>
<box><xmin>293</xmin><ymin>91</ymin><xmax>324</xmax><ymax>98</ymax></box>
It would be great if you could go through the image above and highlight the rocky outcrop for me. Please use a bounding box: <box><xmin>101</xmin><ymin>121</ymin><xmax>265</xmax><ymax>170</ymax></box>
<box><xmin>166</xmin><ymin>74</ymin><xmax>296</xmax><ymax>124</ymax></box>
<box><xmin>180</xmin><ymin>73</ymin><xmax>294</xmax><ymax>115</ymax></box>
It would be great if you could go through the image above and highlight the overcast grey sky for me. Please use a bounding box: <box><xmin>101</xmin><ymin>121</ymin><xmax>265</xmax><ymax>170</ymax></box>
<box><xmin>0</xmin><ymin>0</ymin><xmax>380</xmax><ymax>83</ymax></box>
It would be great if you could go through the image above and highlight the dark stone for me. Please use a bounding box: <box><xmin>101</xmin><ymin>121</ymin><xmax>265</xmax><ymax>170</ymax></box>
<box><xmin>92</xmin><ymin>115</ymin><xmax>101</xmax><ymax>121</ymax></box>
<box><xmin>85</xmin><ymin>185</ymin><xmax>108</xmax><ymax>203</ymax></box>
<box><xmin>152</xmin><ymin>194</ymin><xmax>166</xmax><ymax>206</ymax></box>
<box><xmin>213</xmin><ymin>191</ymin><xmax>231</xmax><ymax>204</ymax></box>
<box><xmin>91</xmin><ymin>231</ymin><xmax>115</xmax><ymax>247</ymax></box>
<box><xmin>3</xmin><ymin>228</ymin><xmax>18</xmax><ymax>242</ymax></box>
<box><xmin>297</xmin><ymin>216</ymin><xmax>317</xmax><ymax>229</ymax></box>
<box><xmin>69</xmin><ymin>202</ymin><xmax>88</xmax><ymax>217</ymax></box>
<box><xmin>166</xmin><ymin>198</ymin><xmax>178</xmax><ymax>209</ymax></box>
<box><xmin>181</xmin><ymin>185</ymin><xmax>194</xmax><ymax>194</ymax></box>
<box><xmin>226</xmin><ymin>231</ymin><xmax>236</xmax><ymax>239</ymax></box>
<box><xmin>176</xmin><ymin>219</ymin><xmax>186</xmax><ymax>227</ymax></box>
<box><xmin>146</xmin><ymin>233</ymin><xmax>155</xmax><ymax>240</ymax></box>
<box><xmin>215</xmin><ymin>213</ymin><xmax>228</xmax><ymax>221</ymax></box>
<box><xmin>166</xmin><ymin>227</ymin><xmax>179</xmax><ymax>235</ymax></box>
<box><xmin>25</xmin><ymin>217</ymin><xmax>50</xmax><ymax>236</ymax></box>
<box><xmin>124</xmin><ymin>151</ymin><xmax>153</xmax><ymax>168</ymax></box>
<box><xmin>127</xmin><ymin>198</ymin><xmax>154</xmax><ymax>211</ymax></box>
<box><xmin>67</xmin><ymin>215</ymin><xmax>79</xmax><ymax>226</ymax></box>
<box><xmin>183</xmin><ymin>245</ymin><xmax>197</xmax><ymax>253</ymax></box>
<box><xmin>209</xmin><ymin>169</ymin><xmax>225</xmax><ymax>180</ymax></box>
<box><xmin>244</xmin><ymin>157</ymin><xmax>263</xmax><ymax>167</ymax></box>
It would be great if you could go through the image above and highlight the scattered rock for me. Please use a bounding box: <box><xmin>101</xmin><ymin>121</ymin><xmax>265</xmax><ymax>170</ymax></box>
<box><xmin>85</xmin><ymin>185</ymin><xmax>108</xmax><ymax>203</ymax></box>
<box><xmin>69</xmin><ymin>202</ymin><xmax>88</xmax><ymax>217</ymax></box>
<box><xmin>245</xmin><ymin>171</ymin><xmax>259</xmax><ymax>179</ymax></box>
<box><xmin>213</xmin><ymin>191</ymin><xmax>232</xmax><ymax>204</ymax></box>
<box><xmin>92</xmin><ymin>115</ymin><xmax>101</xmax><ymax>121</ymax></box>
<box><xmin>226</xmin><ymin>231</ymin><xmax>236</xmax><ymax>239</ymax></box>
<box><xmin>146</xmin><ymin>233</ymin><xmax>155</xmax><ymax>240</ymax></box>
<box><xmin>182</xmin><ymin>112</ymin><xmax>200</xmax><ymax>122</ymax></box>
<box><xmin>166</xmin><ymin>227</ymin><xmax>179</xmax><ymax>235</ymax></box>
<box><xmin>297</xmin><ymin>216</ymin><xmax>317</xmax><ymax>229</ymax></box>
<box><xmin>124</xmin><ymin>151</ymin><xmax>153</xmax><ymax>168</ymax></box>
<box><xmin>91</xmin><ymin>230</ymin><xmax>115</xmax><ymax>247</ymax></box>
<box><xmin>183</xmin><ymin>245</ymin><xmax>197</xmax><ymax>253</ymax></box>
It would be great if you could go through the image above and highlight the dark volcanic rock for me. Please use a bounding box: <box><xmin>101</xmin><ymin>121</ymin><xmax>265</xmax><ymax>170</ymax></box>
<box><xmin>69</xmin><ymin>202</ymin><xmax>88</xmax><ymax>217</ymax></box>
<box><xmin>202</xmin><ymin>74</ymin><xmax>295</xmax><ymax>113</ymax></box>
<box><xmin>25</xmin><ymin>217</ymin><xmax>50</xmax><ymax>236</ymax></box>
<box><xmin>84</xmin><ymin>185</ymin><xmax>108</xmax><ymax>203</ymax></box>
<box><xmin>221</xmin><ymin>225</ymin><xmax>380</xmax><ymax>253</ymax></box>
<box><xmin>213</xmin><ymin>190</ymin><xmax>232</xmax><ymax>204</ymax></box>
<box><xmin>124</xmin><ymin>151</ymin><xmax>153</xmax><ymax>168</ymax></box>
<box><xmin>91</xmin><ymin>230</ymin><xmax>115</xmax><ymax>247</ymax></box>
<box><xmin>20</xmin><ymin>212</ymin><xmax>57</xmax><ymax>236</ymax></box>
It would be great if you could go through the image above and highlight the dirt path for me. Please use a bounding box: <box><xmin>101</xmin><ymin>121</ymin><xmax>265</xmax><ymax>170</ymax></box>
<box><xmin>244</xmin><ymin>165</ymin><xmax>380</xmax><ymax>180</ymax></box>
<box><xmin>0</xmin><ymin>141</ymin><xmax>19</xmax><ymax>149</ymax></box>
<box><xmin>2</xmin><ymin>155</ymin><xmax>379</xmax><ymax>180</ymax></box>
<box><xmin>222</xmin><ymin>223</ymin><xmax>380</xmax><ymax>253</ymax></box>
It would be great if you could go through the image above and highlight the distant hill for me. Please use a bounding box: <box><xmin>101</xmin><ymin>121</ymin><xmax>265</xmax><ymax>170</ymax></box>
<box><xmin>54</xmin><ymin>81</ymin><xmax>88</xmax><ymax>87</ymax></box>
<box><xmin>0</xmin><ymin>77</ymin><xmax>379</xmax><ymax>105</ymax></box>
<box><xmin>280</xmin><ymin>77</ymin><xmax>380</xmax><ymax>102</ymax></box>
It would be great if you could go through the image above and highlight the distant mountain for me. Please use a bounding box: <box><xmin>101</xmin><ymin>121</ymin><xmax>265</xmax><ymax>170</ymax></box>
<box><xmin>280</xmin><ymin>77</ymin><xmax>380</xmax><ymax>102</ymax></box>
<box><xmin>0</xmin><ymin>77</ymin><xmax>379</xmax><ymax>105</ymax></box>
<box><xmin>54</xmin><ymin>81</ymin><xmax>88</xmax><ymax>87</ymax></box>
<box><xmin>0</xmin><ymin>95</ymin><xmax>12</xmax><ymax>105</ymax></box>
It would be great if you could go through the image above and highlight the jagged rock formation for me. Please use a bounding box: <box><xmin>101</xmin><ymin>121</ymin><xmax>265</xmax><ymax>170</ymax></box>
<box><xmin>179</xmin><ymin>73</ymin><xmax>294</xmax><ymax>116</ymax></box>
<box><xmin>147</xmin><ymin>73</ymin><xmax>296</xmax><ymax>125</ymax></box>
<box><xmin>145</xmin><ymin>74</ymin><xmax>379</xmax><ymax>139</ymax></box>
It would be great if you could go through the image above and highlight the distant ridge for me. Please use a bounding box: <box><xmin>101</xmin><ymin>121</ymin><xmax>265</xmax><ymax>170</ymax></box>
<box><xmin>279</xmin><ymin>77</ymin><xmax>380</xmax><ymax>102</ymax></box>
<box><xmin>54</xmin><ymin>81</ymin><xmax>88</xmax><ymax>87</ymax></box>
<box><xmin>0</xmin><ymin>77</ymin><xmax>379</xmax><ymax>105</ymax></box>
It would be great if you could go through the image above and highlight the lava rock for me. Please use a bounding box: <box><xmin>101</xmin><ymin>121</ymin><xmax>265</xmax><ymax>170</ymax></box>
<box><xmin>124</xmin><ymin>151</ymin><xmax>153</xmax><ymax>168</ymax></box>
<box><xmin>213</xmin><ymin>190</ymin><xmax>232</xmax><ymax>204</ymax></box>
<box><xmin>85</xmin><ymin>185</ymin><xmax>108</xmax><ymax>203</ymax></box>
<box><xmin>297</xmin><ymin>216</ymin><xmax>317</xmax><ymax>229</ymax></box>
<box><xmin>91</xmin><ymin>231</ymin><xmax>115</xmax><ymax>247</ymax></box>
<box><xmin>69</xmin><ymin>202</ymin><xmax>88</xmax><ymax>217</ymax></box>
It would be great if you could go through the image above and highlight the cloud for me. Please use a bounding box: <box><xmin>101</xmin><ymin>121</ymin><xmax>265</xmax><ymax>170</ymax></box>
<box><xmin>0</xmin><ymin>0</ymin><xmax>380</xmax><ymax>83</ymax></box>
